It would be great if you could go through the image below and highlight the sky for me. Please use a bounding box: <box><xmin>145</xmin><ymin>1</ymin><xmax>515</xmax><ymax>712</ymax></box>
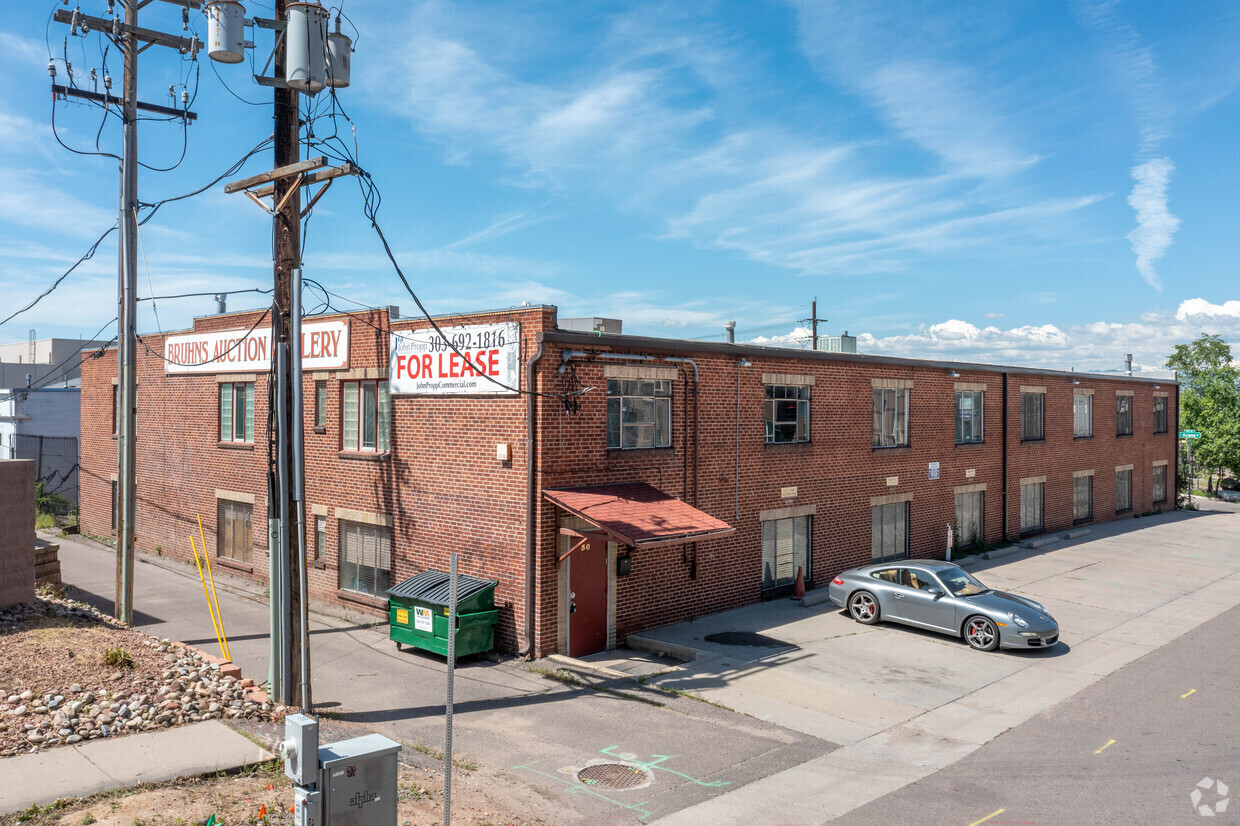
<box><xmin>2</xmin><ymin>0</ymin><xmax>1239</xmax><ymax>375</ymax></box>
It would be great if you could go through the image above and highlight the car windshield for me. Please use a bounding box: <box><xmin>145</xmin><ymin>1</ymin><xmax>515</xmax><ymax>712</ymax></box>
<box><xmin>937</xmin><ymin>566</ymin><xmax>989</xmax><ymax>596</ymax></box>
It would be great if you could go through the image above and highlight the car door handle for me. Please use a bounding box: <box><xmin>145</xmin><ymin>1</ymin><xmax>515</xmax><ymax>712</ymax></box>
<box><xmin>893</xmin><ymin>593</ymin><xmax>903</xmax><ymax>599</ymax></box>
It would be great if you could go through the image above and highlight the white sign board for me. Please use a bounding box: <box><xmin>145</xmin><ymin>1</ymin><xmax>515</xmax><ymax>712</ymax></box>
<box><xmin>389</xmin><ymin>322</ymin><xmax>520</xmax><ymax>395</ymax></box>
<box><xmin>414</xmin><ymin>606</ymin><xmax>433</xmax><ymax>633</ymax></box>
<box><xmin>928</xmin><ymin>461</ymin><xmax>940</xmax><ymax>480</ymax></box>
<box><xmin>163</xmin><ymin>320</ymin><xmax>349</xmax><ymax>374</ymax></box>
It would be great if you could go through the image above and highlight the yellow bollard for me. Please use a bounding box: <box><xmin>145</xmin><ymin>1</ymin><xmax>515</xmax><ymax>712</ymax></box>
<box><xmin>198</xmin><ymin>515</ymin><xmax>231</xmax><ymax>661</ymax></box>
<box><xmin>189</xmin><ymin>533</ymin><xmax>227</xmax><ymax>659</ymax></box>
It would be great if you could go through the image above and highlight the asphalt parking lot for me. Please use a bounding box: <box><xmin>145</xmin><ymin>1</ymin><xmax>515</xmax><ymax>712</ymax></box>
<box><xmin>636</xmin><ymin>505</ymin><xmax>1240</xmax><ymax>824</ymax></box>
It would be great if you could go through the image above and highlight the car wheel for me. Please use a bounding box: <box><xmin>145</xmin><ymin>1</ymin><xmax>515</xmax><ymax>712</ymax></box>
<box><xmin>964</xmin><ymin>616</ymin><xmax>999</xmax><ymax>651</ymax></box>
<box><xmin>848</xmin><ymin>591</ymin><xmax>880</xmax><ymax>625</ymax></box>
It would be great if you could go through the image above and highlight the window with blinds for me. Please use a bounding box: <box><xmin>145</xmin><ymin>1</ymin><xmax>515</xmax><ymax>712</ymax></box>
<box><xmin>955</xmin><ymin>391</ymin><xmax>983</xmax><ymax>444</ymax></box>
<box><xmin>1153</xmin><ymin>465</ymin><xmax>1167</xmax><ymax>503</ymax></box>
<box><xmin>1073</xmin><ymin>394</ymin><xmax>1092</xmax><ymax>437</ymax></box>
<box><xmin>1116</xmin><ymin>395</ymin><xmax>1133</xmax><ymax>436</ymax></box>
<box><xmin>954</xmin><ymin>491</ymin><xmax>983</xmax><ymax>549</ymax></box>
<box><xmin>1020</xmin><ymin>482</ymin><xmax>1044</xmax><ymax>534</ymax></box>
<box><xmin>1073</xmin><ymin>476</ymin><xmax>1093</xmax><ymax>522</ymax></box>
<box><xmin>217</xmin><ymin>500</ymin><xmax>253</xmax><ymax>564</ymax></box>
<box><xmin>1020</xmin><ymin>393</ymin><xmax>1044</xmax><ymax>441</ymax></box>
<box><xmin>1116</xmin><ymin>469</ymin><xmax>1132</xmax><ymax>512</ymax></box>
<box><xmin>338</xmin><ymin>520</ymin><xmax>391</xmax><ymax>596</ymax></box>
<box><xmin>871</xmin><ymin>501</ymin><xmax>909</xmax><ymax>562</ymax></box>
<box><xmin>761</xmin><ymin>515</ymin><xmax>811</xmax><ymax>590</ymax></box>
<box><xmin>872</xmin><ymin>388</ymin><xmax>909</xmax><ymax>447</ymax></box>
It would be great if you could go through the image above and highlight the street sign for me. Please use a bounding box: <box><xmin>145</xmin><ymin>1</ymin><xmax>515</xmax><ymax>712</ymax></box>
<box><xmin>1179</xmin><ymin>430</ymin><xmax>1202</xmax><ymax>439</ymax></box>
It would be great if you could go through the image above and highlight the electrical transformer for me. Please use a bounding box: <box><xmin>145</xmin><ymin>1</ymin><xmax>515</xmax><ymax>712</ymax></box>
<box><xmin>280</xmin><ymin>714</ymin><xmax>401</xmax><ymax>825</ymax></box>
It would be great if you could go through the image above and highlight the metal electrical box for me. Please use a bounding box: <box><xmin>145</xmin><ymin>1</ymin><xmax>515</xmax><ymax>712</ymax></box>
<box><xmin>318</xmin><ymin>733</ymin><xmax>401</xmax><ymax>825</ymax></box>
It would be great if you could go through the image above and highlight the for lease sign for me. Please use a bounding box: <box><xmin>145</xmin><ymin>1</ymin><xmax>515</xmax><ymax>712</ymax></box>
<box><xmin>389</xmin><ymin>322</ymin><xmax>520</xmax><ymax>395</ymax></box>
<box><xmin>163</xmin><ymin>320</ymin><xmax>349</xmax><ymax>374</ymax></box>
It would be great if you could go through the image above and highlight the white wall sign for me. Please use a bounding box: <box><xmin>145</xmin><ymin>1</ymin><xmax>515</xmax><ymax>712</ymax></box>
<box><xmin>389</xmin><ymin>322</ymin><xmax>520</xmax><ymax>395</ymax></box>
<box><xmin>164</xmin><ymin>320</ymin><xmax>349</xmax><ymax>374</ymax></box>
<box><xmin>929</xmin><ymin>461</ymin><xmax>940</xmax><ymax>480</ymax></box>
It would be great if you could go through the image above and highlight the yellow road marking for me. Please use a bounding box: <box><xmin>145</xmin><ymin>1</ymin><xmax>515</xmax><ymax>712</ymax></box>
<box><xmin>1182</xmin><ymin>688</ymin><xmax>1197</xmax><ymax>699</ymax></box>
<box><xmin>968</xmin><ymin>809</ymin><xmax>1006</xmax><ymax>826</ymax></box>
<box><xmin>1095</xmin><ymin>739</ymin><xmax>1116</xmax><ymax>754</ymax></box>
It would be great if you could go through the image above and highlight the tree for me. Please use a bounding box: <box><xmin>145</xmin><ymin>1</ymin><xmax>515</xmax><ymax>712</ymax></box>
<box><xmin>1167</xmin><ymin>335</ymin><xmax>1240</xmax><ymax>490</ymax></box>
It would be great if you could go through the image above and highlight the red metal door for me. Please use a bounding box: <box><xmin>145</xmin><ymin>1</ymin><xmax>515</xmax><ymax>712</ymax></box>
<box><xmin>568</xmin><ymin>536</ymin><xmax>608</xmax><ymax>657</ymax></box>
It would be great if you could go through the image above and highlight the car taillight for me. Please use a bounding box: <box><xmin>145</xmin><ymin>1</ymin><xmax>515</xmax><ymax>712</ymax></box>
<box><xmin>832</xmin><ymin>577</ymin><xmax>844</xmax><ymax>585</ymax></box>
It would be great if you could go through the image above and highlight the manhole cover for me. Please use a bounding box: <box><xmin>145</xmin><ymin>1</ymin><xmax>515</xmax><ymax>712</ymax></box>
<box><xmin>704</xmin><ymin>631</ymin><xmax>790</xmax><ymax>648</ymax></box>
<box><xmin>577</xmin><ymin>763</ymin><xmax>650</xmax><ymax>789</ymax></box>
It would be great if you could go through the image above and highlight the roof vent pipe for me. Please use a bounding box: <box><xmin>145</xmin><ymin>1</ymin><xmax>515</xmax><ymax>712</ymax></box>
<box><xmin>725</xmin><ymin>321</ymin><xmax>736</xmax><ymax>343</ymax></box>
<box><xmin>1126</xmin><ymin>353</ymin><xmax>1133</xmax><ymax>376</ymax></box>
<box><xmin>215</xmin><ymin>293</ymin><xmax>227</xmax><ymax>314</ymax></box>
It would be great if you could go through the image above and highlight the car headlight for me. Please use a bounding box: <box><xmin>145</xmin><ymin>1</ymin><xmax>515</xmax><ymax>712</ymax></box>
<box><xmin>1008</xmin><ymin>612</ymin><xmax>1029</xmax><ymax>628</ymax></box>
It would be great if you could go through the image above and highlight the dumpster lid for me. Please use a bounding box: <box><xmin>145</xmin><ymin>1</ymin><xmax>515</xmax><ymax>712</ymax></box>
<box><xmin>387</xmin><ymin>569</ymin><xmax>497</xmax><ymax>606</ymax></box>
<box><xmin>542</xmin><ymin>482</ymin><xmax>735</xmax><ymax>548</ymax></box>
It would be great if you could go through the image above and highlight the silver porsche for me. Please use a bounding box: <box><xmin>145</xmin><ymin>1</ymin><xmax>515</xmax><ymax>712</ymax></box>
<box><xmin>827</xmin><ymin>560</ymin><xmax>1059</xmax><ymax>651</ymax></box>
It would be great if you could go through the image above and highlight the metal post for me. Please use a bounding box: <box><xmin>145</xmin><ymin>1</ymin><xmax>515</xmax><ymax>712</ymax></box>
<box><xmin>292</xmin><ymin>267</ymin><xmax>311</xmax><ymax>711</ymax></box>
<box><xmin>443</xmin><ymin>553</ymin><xmax>458</xmax><ymax>826</ymax></box>
<box><xmin>1187</xmin><ymin>437</ymin><xmax>1193</xmax><ymax>508</ymax></box>
<box><xmin>116</xmin><ymin>0</ymin><xmax>139</xmax><ymax>626</ymax></box>
<box><xmin>811</xmin><ymin>297</ymin><xmax>819</xmax><ymax>352</ymax></box>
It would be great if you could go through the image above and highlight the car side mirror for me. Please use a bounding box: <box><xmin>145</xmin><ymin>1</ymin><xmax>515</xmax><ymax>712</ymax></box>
<box><xmin>926</xmin><ymin>586</ymin><xmax>943</xmax><ymax>597</ymax></box>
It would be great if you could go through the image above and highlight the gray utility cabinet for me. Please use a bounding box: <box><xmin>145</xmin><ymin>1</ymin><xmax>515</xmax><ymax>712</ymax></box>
<box><xmin>319</xmin><ymin>733</ymin><xmax>401</xmax><ymax>824</ymax></box>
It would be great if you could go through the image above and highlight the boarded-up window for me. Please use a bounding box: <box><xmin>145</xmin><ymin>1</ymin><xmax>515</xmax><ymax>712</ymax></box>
<box><xmin>1020</xmin><ymin>482</ymin><xmax>1044</xmax><ymax>534</ymax></box>
<box><xmin>954</xmin><ymin>491</ymin><xmax>983</xmax><ymax>549</ymax></box>
<box><xmin>217</xmin><ymin>500</ymin><xmax>253</xmax><ymax>564</ymax></box>
<box><xmin>871</xmin><ymin>501</ymin><xmax>909</xmax><ymax>562</ymax></box>
<box><xmin>338</xmin><ymin>520</ymin><xmax>391</xmax><ymax>596</ymax></box>
<box><xmin>761</xmin><ymin>515</ymin><xmax>810</xmax><ymax>589</ymax></box>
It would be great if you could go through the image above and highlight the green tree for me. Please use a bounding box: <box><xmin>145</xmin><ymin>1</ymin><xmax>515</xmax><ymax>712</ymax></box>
<box><xmin>1167</xmin><ymin>334</ymin><xmax>1240</xmax><ymax>491</ymax></box>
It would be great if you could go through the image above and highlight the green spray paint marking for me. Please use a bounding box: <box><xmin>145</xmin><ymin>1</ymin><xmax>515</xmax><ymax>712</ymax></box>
<box><xmin>600</xmin><ymin>746</ymin><xmax>733</xmax><ymax>787</ymax></box>
<box><xmin>512</xmin><ymin>761</ymin><xmax>654</xmax><ymax>819</ymax></box>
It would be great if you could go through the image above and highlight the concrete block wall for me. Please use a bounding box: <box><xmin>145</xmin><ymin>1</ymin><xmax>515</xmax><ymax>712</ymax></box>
<box><xmin>0</xmin><ymin>459</ymin><xmax>36</xmax><ymax>609</ymax></box>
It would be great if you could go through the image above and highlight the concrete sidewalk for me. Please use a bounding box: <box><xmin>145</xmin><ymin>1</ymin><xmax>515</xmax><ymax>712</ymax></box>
<box><xmin>0</xmin><ymin>720</ymin><xmax>273</xmax><ymax>814</ymax></box>
<box><xmin>634</xmin><ymin>507</ymin><xmax>1240</xmax><ymax>824</ymax></box>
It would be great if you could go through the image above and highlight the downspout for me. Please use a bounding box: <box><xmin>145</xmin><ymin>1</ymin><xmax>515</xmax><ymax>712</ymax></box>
<box><xmin>1001</xmin><ymin>371</ymin><xmax>1012</xmax><ymax>541</ymax></box>
<box><xmin>522</xmin><ymin>338</ymin><xmax>546</xmax><ymax>657</ymax></box>
<box><xmin>664</xmin><ymin>356</ymin><xmax>700</xmax><ymax>579</ymax></box>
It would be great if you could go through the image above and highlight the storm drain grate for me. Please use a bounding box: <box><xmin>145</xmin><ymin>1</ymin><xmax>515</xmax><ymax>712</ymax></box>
<box><xmin>577</xmin><ymin>763</ymin><xmax>650</xmax><ymax>789</ymax></box>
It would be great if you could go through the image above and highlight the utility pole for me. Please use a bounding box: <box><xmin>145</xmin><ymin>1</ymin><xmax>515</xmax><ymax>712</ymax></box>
<box><xmin>52</xmin><ymin>1</ymin><xmax>200</xmax><ymax>626</ymax></box>
<box><xmin>811</xmin><ymin>297</ymin><xmax>819</xmax><ymax>352</ymax></box>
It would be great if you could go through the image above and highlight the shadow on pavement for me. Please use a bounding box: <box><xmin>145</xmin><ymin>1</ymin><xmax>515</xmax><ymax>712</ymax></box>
<box><xmin>63</xmin><ymin>584</ymin><xmax>164</xmax><ymax>627</ymax></box>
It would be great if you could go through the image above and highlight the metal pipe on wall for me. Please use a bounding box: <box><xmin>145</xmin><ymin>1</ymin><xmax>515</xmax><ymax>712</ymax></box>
<box><xmin>290</xmin><ymin>268</ymin><xmax>310</xmax><ymax>710</ymax></box>
<box><xmin>522</xmin><ymin>339</ymin><xmax>546</xmax><ymax>655</ymax></box>
<box><xmin>276</xmin><ymin>345</ymin><xmax>292</xmax><ymax>702</ymax></box>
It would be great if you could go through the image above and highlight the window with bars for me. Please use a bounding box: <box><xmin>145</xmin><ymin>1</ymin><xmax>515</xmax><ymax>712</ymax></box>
<box><xmin>954</xmin><ymin>491</ymin><xmax>983</xmax><ymax>549</ymax></box>
<box><xmin>1153</xmin><ymin>465</ymin><xmax>1167</xmax><ymax>503</ymax></box>
<box><xmin>871</xmin><ymin>501</ymin><xmax>909</xmax><ymax>562</ymax></box>
<box><xmin>314</xmin><ymin>515</ymin><xmax>326</xmax><ymax>561</ymax></box>
<box><xmin>1116</xmin><ymin>395</ymin><xmax>1133</xmax><ymax>436</ymax></box>
<box><xmin>761</xmin><ymin>515</ymin><xmax>811</xmax><ymax>590</ymax></box>
<box><xmin>606</xmin><ymin>379</ymin><xmax>672</xmax><ymax>449</ymax></box>
<box><xmin>955</xmin><ymin>391</ymin><xmax>983</xmax><ymax>444</ymax></box>
<box><xmin>314</xmin><ymin>381</ymin><xmax>327</xmax><ymax>428</ymax></box>
<box><xmin>342</xmin><ymin>380</ymin><xmax>390</xmax><ymax>452</ymax></box>
<box><xmin>1116</xmin><ymin>468</ymin><xmax>1133</xmax><ymax>512</ymax></box>
<box><xmin>1020</xmin><ymin>393</ymin><xmax>1044</xmax><ymax>441</ymax></box>
<box><xmin>1074</xmin><ymin>394</ymin><xmax>1092</xmax><ymax>437</ymax></box>
<box><xmin>1073</xmin><ymin>475</ymin><xmax>1093</xmax><ymax>522</ymax></box>
<box><xmin>219</xmin><ymin>382</ymin><xmax>255</xmax><ymax>443</ymax></box>
<box><xmin>1153</xmin><ymin>397</ymin><xmax>1167</xmax><ymax>434</ymax></box>
<box><xmin>217</xmin><ymin>500</ymin><xmax>253</xmax><ymax>564</ymax></box>
<box><xmin>765</xmin><ymin>385</ymin><xmax>810</xmax><ymax>444</ymax></box>
<box><xmin>338</xmin><ymin>520</ymin><xmax>391</xmax><ymax>596</ymax></box>
<box><xmin>872</xmin><ymin>388</ymin><xmax>909</xmax><ymax>447</ymax></box>
<box><xmin>1020</xmin><ymin>482</ymin><xmax>1044</xmax><ymax>534</ymax></box>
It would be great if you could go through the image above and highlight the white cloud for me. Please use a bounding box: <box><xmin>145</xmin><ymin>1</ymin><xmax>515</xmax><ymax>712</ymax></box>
<box><xmin>1176</xmin><ymin>298</ymin><xmax>1240</xmax><ymax>321</ymax></box>
<box><xmin>1126</xmin><ymin>157</ymin><xmax>1180</xmax><ymax>291</ymax></box>
<box><xmin>983</xmin><ymin>312</ymin><xmax>1007</xmax><ymax>319</ymax></box>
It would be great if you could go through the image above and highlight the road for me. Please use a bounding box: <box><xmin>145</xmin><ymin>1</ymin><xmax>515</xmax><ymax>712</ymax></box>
<box><xmin>51</xmin><ymin>531</ymin><xmax>830</xmax><ymax>824</ymax></box>
<box><xmin>836</xmin><ymin>599</ymin><xmax>1240</xmax><ymax>825</ymax></box>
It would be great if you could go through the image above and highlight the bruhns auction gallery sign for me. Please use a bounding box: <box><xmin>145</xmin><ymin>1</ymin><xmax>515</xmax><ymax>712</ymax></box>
<box><xmin>163</xmin><ymin>320</ymin><xmax>350</xmax><ymax>374</ymax></box>
<box><xmin>389</xmin><ymin>322</ymin><xmax>520</xmax><ymax>395</ymax></box>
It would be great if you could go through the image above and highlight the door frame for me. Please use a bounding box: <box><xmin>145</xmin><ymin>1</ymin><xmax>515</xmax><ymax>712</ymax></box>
<box><xmin>557</xmin><ymin>525</ymin><xmax>617</xmax><ymax>655</ymax></box>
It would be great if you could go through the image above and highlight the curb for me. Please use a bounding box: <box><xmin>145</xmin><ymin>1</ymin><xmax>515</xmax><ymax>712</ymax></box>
<box><xmin>799</xmin><ymin>589</ymin><xmax>835</xmax><ymax>608</ymax></box>
<box><xmin>624</xmin><ymin>634</ymin><xmax>701</xmax><ymax>663</ymax></box>
<box><xmin>544</xmin><ymin>653</ymin><xmax>632</xmax><ymax>681</ymax></box>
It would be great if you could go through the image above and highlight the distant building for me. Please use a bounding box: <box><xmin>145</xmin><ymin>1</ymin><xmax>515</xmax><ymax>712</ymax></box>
<box><xmin>820</xmin><ymin>331</ymin><xmax>858</xmax><ymax>353</ymax></box>
<box><xmin>0</xmin><ymin>386</ymin><xmax>81</xmax><ymax>508</ymax></box>
<box><xmin>0</xmin><ymin>337</ymin><xmax>110</xmax><ymax>390</ymax></box>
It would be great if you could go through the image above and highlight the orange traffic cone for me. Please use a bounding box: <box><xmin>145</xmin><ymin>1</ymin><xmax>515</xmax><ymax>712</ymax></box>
<box><xmin>793</xmin><ymin>566</ymin><xmax>805</xmax><ymax>599</ymax></box>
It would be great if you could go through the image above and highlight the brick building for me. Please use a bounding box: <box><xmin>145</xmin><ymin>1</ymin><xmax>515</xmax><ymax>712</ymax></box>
<box><xmin>79</xmin><ymin>304</ymin><xmax>1177</xmax><ymax>657</ymax></box>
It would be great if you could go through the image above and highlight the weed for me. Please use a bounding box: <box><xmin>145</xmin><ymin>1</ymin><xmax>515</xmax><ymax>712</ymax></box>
<box><xmin>102</xmin><ymin>646</ymin><xmax>134</xmax><ymax>668</ymax></box>
<box><xmin>36</xmin><ymin>512</ymin><xmax>57</xmax><ymax>530</ymax></box>
<box><xmin>82</xmin><ymin>813</ymin><xmax>97</xmax><ymax>825</ymax></box>
<box><xmin>527</xmin><ymin>666</ymin><xmax>581</xmax><ymax>686</ymax></box>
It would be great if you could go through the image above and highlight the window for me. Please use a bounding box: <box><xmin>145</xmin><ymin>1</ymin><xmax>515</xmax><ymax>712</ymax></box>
<box><xmin>217</xmin><ymin>500</ymin><xmax>253</xmax><ymax>564</ymax></box>
<box><xmin>1073</xmin><ymin>394</ymin><xmax>1093</xmax><ymax>438</ymax></box>
<box><xmin>901</xmin><ymin>568</ymin><xmax>938</xmax><ymax>591</ymax></box>
<box><xmin>1153</xmin><ymin>465</ymin><xmax>1167</xmax><ymax>503</ymax></box>
<box><xmin>1116</xmin><ymin>395</ymin><xmax>1133</xmax><ymax>436</ymax></box>
<box><xmin>314</xmin><ymin>515</ymin><xmax>326</xmax><ymax>561</ymax></box>
<box><xmin>219</xmin><ymin>381</ymin><xmax>255</xmax><ymax>443</ymax></box>
<box><xmin>1020</xmin><ymin>393</ymin><xmax>1044</xmax><ymax>441</ymax></box>
<box><xmin>606</xmin><ymin>379</ymin><xmax>672</xmax><ymax>449</ymax></box>
<box><xmin>1073</xmin><ymin>475</ymin><xmax>1093</xmax><ymax>522</ymax></box>
<box><xmin>872</xmin><ymin>389</ymin><xmax>909</xmax><ymax>447</ymax></box>
<box><xmin>955</xmin><ymin>391</ymin><xmax>983</xmax><ymax>444</ymax></box>
<box><xmin>314</xmin><ymin>381</ymin><xmax>327</xmax><ymax>428</ymax></box>
<box><xmin>1116</xmin><ymin>468</ymin><xmax>1132</xmax><ymax>512</ymax></box>
<box><xmin>1153</xmin><ymin>397</ymin><xmax>1167</xmax><ymax>434</ymax></box>
<box><xmin>338</xmin><ymin>520</ymin><xmax>391</xmax><ymax>595</ymax></box>
<box><xmin>871</xmin><ymin>501</ymin><xmax>909</xmax><ymax>562</ymax></box>
<box><xmin>954</xmin><ymin>490</ymin><xmax>983</xmax><ymax>549</ymax></box>
<box><xmin>342</xmin><ymin>380</ymin><xmax>390</xmax><ymax>452</ymax></box>
<box><xmin>1020</xmin><ymin>482</ymin><xmax>1044</xmax><ymax>534</ymax></box>
<box><xmin>761</xmin><ymin>515</ymin><xmax>811</xmax><ymax>590</ymax></box>
<box><xmin>765</xmin><ymin>385</ymin><xmax>810</xmax><ymax>444</ymax></box>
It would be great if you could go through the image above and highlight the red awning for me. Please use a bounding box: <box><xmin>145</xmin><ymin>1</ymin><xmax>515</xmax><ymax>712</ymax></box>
<box><xmin>543</xmin><ymin>482</ymin><xmax>734</xmax><ymax>548</ymax></box>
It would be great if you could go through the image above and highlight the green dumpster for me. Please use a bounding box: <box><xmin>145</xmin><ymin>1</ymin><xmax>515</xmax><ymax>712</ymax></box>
<box><xmin>387</xmin><ymin>570</ymin><xmax>499</xmax><ymax>657</ymax></box>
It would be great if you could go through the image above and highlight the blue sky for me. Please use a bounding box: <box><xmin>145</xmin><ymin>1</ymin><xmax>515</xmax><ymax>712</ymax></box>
<box><xmin>2</xmin><ymin>0</ymin><xmax>1239</xmax><ymax>373</ymax></box>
